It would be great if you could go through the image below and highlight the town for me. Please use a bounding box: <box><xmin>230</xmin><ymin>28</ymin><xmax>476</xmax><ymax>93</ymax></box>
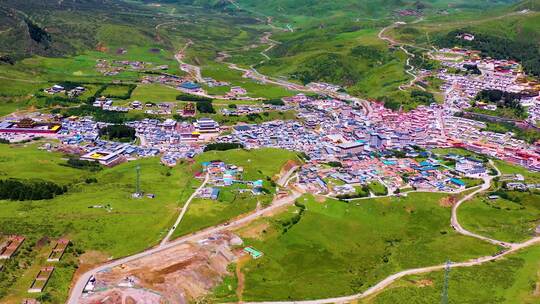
<box><xmin>1</xmin><ymin>1</ymin><xmax>540</xmax><ymax>303</ymax></box>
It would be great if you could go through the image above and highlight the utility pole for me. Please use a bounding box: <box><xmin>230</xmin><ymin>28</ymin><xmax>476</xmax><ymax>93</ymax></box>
<box><xmin>441</xmin><ymin>260</ymin><xmax>451</xmax><ymax>304</ymax></box>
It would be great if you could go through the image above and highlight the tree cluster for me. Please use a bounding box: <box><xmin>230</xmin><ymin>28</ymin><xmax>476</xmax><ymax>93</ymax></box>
<box><xmin>463</xmin><ymin>64</ymin><xmax>481</xmax><ymax>74</ymax></box>
<box><xmin>0</xmin><ymin>179</ymin><xmax>67</xmax><ymax>201</ymax></box>
<box><xmin>176</xmin><ymin>93</ymin><xmax>213</xmax><ymax>102</ymax></box>
<box><xmin>436</xmin><ymin>30</ymin><xmax>540</xmax><ymax>76</ymax></box>
<box><xmin>281</xmin><ymin>201</ymin><xmax>307</xmax><ymax>234</ymax></box>
<box><xmin>64</xmin><ymin>105</ymin><xmax>127</xmax><ymax>123</ymax></box>
<box><xmin>196</xmin><ymin>100</ymin><xmax>216</xmax><ymax>114</ymax></box>
<box><xmin>204</xmin><ymin>142</ymin><xmax>243</xmax><ymax>152</ymax></box>
<box><xmin>410</xmin><ymin>90</ymin><xmax>436</xmax><ymax>105</ymax></box>
<box><xmin>99</xmin><ymin>124</ymin><xmax>136</xmax><ymax>141</ymax></box>
<box><xmin>263</xmin><ymin>99</ymin><xmax>285</xmax><ymax>106</ymax></box>
<box><xmin>66</xmin><ymin>158</ymin><xmax>102</xmax><ymax>171</ymax></box>
<box><xmin>475</xmin><ymin>89</ymin><xmax>525</xmax><ymax>118</ymax></box>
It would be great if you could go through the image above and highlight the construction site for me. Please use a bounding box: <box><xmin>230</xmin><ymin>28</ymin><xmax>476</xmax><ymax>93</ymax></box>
<box><xmin>80</xmin><ymin>232</ymin><xmax>244</xmax><ymax>304</ymax></box>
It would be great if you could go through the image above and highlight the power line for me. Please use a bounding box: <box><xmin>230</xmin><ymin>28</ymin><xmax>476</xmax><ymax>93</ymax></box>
<box><xmin>441</xmin><ymin>260</ymin><xmax>452</xmax><ymax>304</ymax></box>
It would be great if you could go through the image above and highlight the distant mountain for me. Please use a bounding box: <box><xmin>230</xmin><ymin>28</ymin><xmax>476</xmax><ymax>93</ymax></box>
<box><xmin>0</xmin><ymin>0</ymin><xmax>148</xmax><ymax>61</ymax></box>
<box><xmin>226</xmin><ymin>0</ymin><xmax>519</xmax><ymax>21</ymax></box>
<box><xmin>512</xmin><ymin>0</ymin><xmax>540</xmax><ymax>10</ymax></box>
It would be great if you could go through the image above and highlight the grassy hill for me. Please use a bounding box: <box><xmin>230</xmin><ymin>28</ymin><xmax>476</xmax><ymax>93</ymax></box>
<box><xmin>230</xmin><ymin>0</ymin><xmax>518</xmax><ymax>25</ymax></box>
<box><xmin>388</xmin><ymin>0</ymin><xmax>540</xmax><ymax>76</ymax></box>
<box><xmin>0</xmin><ymin>0</ymin><xmax>151</xmax><ymax>59</ymax></box>
<box><xmin>361</xmin><ymin>246</ymin><xmax>540</xmax><ymax>304</ymax></box>
<box><xmin>0</xmin><ymin>0</ymin><xmax>536</xmax><ymax>112</ymax></box>
<box><xmin>213</xmin><ymin>194</ymin><xmax>498</xmax><ymax>301</ymax></box>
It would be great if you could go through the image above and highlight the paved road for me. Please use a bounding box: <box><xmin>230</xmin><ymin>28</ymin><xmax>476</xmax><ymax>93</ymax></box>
<box><xmin>377</xmin><ymin>21</ymin><xmax>425</xmax><ymax>91</ymax></box>
<box><xmin>240</xmin><ymin>161</ymin><xmax>540</xmax><ymax>304</ymax></box>
<box><xmin>67</xmin><ymin>160</ymin><xmax>540</xmax><ymax>304</ymax></box>
<box><xmin>67</xmin><ymin>190</ymin><xmax>302</xmax><ymax>304</ymax></box>
<box><xmin>277</xmin><ymin>165</ymin><xmax>299</xmax><ymax>187</ymax></box>
<box><xmin>242</xmin><ymin>235</ymin><xmax>540</xmax><ymax>304</ymax></box>
<box><xmin>450</xmin><ymin>161</ymin><xmax>514</xmax><ymax>248</ymax></box>
<box><xmin>159</xmin><ymin>173</ymin><xmax>209</xmax><ymax>246</ymax></box>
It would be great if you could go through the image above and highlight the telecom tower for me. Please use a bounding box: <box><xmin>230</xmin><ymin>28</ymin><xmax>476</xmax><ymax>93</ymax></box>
<box><xmin>133</xmin><ymin>165</ymin><xmax>142</xmax><ymax>198</ymax></box>
<box><xmin>441</xmin><ymin>260</ymin><xmax>452</xmax><ymax>304</ymax></box>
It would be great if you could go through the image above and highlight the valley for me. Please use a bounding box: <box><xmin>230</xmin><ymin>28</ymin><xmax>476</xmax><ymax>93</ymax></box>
<box><xmin>0</xmin><ymin>0</ymin><xmax>539</xmax><ymax>303</ymax></box>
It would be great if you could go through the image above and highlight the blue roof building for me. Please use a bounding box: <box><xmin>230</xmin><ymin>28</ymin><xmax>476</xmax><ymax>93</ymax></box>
<box><xmin>450</xmin><ymin>178</ymin><xmax>466</xmax><ymax>187</ymax></box>
<box><xmin>211</xmin><ymin>188</ymin><xmax>220</xmax><ymax>200</ymax></box>
<box><xmin>180</xmin><ymin>82</ymin><xmax>201</xmax><ymax>90</ymax></box>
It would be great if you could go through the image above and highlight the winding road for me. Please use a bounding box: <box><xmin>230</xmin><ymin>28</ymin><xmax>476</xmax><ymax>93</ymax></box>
<box><xmin>159</xmin><ymin>173</ymin><xmax>209</xmax><ymax>246</ymax></box>
<box><xmin>450</xmin><ymin>161</ymin><xmax>514</xmax><ymax>248</ymax></box>
<box><xmin>67</xmin><ymin>158</ymin><xmax>540</xmax><ymax>304</ymax></box>
<box><xmin>67</xmin><ymin>189</ymin><xmax>302</xmax><ymax>304</ymax></box>
<box><xmin>66</xmin><ymin>13</ymin><xmax>540</xmax><ymax>304</ymax></box>
<box><xmin>240</xmin><ymin>161</ymin><xmax>540</xmax><ymax>304</ymax></box>
<box><xmin>377</xmin><ymin>21</ymin><xmax>425</xmax><ymax>91</ymax></box>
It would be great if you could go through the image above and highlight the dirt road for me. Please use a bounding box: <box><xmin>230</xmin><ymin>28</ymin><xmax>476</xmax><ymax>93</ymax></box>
<box><xmin>159</xmin><ymin>173</ymin><xmax>209</xmax><ymax>246</ymax></box>
<box><xmin>240</xmin><ymin>161</ymin><xmax>540</xmax><ymax>304</ymax></box>
<box><xmin>67</xmin><ymin>190</ymin><xmax>302</xmax><ymax>304</ymax></box>
<box><xmin>377</xmin><ymin>21</ymin><xmax>424</xmax><ymax>91</ymax></box>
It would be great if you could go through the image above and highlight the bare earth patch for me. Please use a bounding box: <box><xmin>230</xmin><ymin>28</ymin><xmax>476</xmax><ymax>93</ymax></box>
<box><xmin>96</xmin><ymin>42</ymin><xmax>108</xmax><ymax>52</ymax></box>
<box><xmin>414</xmin><ymin>279</ymin><xmax>434</xmax><ymax>287</ymax></box>
<box><xmin>235</xmin><ymin>254</ymin><xmax>251</xmax><ymax>301</ymax></box>
<box><xmin>439</xmin><ymin>196</ymin><xmax>457</xmax><ymax>208</ymax></box>
<box><xmin>314</xmin><ymin>195</ymin><xmax>326</xmax><ymax>203</ymax></box>
<box><xmin>238</xmin><ymin>221</ymin><xmax>269</xmax><ymax>240</ymax></box>
<box><xmin>79</xmin><ymin>233</ymin><xmax>242</xmax><ymax>304</ymax></box>
<box><xmin>72</xmin><ymin>250</ymin><xmax>110</xmax><ymax>289</ymax></box>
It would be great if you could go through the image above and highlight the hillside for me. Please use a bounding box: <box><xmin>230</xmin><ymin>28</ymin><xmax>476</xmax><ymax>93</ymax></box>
<box><xmin>0</xmin><ymin>0</ymin><xmax>151</xmax><ymax>60</ymax></box>
<box><xmin>386</xmin><ymin>0</ymin><xmax>540</xmax><ymax>76</ymax></box>
<box><xmin>232</xmin><ymin>0</ymin><xmax>518</xmax><ymax>24</ymax></box>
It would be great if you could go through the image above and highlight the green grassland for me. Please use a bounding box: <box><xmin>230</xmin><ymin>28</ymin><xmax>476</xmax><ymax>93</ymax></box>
<box><xmin>207</xmin><ymin>108</ymin><xmax>297</xmax><ymax>126</ymax></box>
<box><xmin>101</xmin><ymin>84</ymin><xmax>132</xmax><ymax>98</ymax></box>
<box><xmin>0</xmin><ymin>143</ymin><xmax>198</xmax><ymax>257</ymax></box>
<box><xmin>460</xmin><ymin>191</ymin><xmax>540</xmax><ymax>243</ymax></box>
<box><xmin>0</xmin><ymin>142</ymin><xmax>199</xmax><ymax>302</ymax></box>
<box><xmin>225</xmin><ymin>193</ymin><xmax>499</xmax><ymax>301</ymax></box>
<box><xmin>0</xmin><ymin>49</ymin><xmax>177</xmax><ymax>90</ymax></box>
<box><xmin>229</xmin><ymin>0</ymin><xmax>515</xmax><ymax>26</ymax></box>
<box><xmin>250</xmin><ymin>26</ymin><xmax>412</xmax><ymax>99</ymax></box>
<box><xmin>171</xmin><ymin>148</ymin><xmax>299</xmax><ymax>239</ymax></box>
<box><xmin>0</xmin><ymin>239</ymin><xmax>80</xmax><ymax>303</ymax></box>
<box><xmin>0</xmin><ymin>143</ymin><xmax>299</xmax><ymax>303</ymax></box>
<box><xmin>494</xmin><ymin>159</ymin><xmax>540</xmax><ymax>183</ymax></box>
<box><xmin>200</xmin><ymin>61</ymin><xmax>300</xmax><ymax>99</ymax></box>
<box><xmin>2</xmin><ymin>0</ymin><xmax>532</xmax><ymax>115</ymax></box>
<box><xmin>361</xmin><ymin>245</ymin><xmax>540</xmax><ymax>304</ymax></box>
<box><xmin>129</xmin><ymin>84</ymin><xmax>181</xmax><ymax>102</ymax></box>
<box><xmin>368</xmin><ymin>181</ymin><xmax>389</xmax><ymax>196</ymax></box>
<box><xmin>387</xmin><ymin>1</ymin><xmax>540</xmax><ymax>76</ymax></box>
<box><xmin>173</xmin><ymin>190</ymin><xmax>262</xmax><ymax>238</ymax></box>
<box><xmin>0</xmin><ymin>0</ymin><xmax>275</xmax><ymax>114</ymax></box>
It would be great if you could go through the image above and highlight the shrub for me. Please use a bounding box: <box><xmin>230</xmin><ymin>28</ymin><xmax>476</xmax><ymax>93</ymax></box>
<box><xmin>204</xmin><ymin>142</ymin><xmax>243</xmax><ymax>152</ymax></box>
<box><xmin>263</xmin><ymin>99</ymin><xmax>285</xmax><ymax>106</ymax></box>
<box><xmin>66</xmin><ymin>158</ymin><xmax>102</xmax><ymax>171</ymax></box>
<box><xmin>176</xmin><ymin>93</ymin><xmax>213</xmax><ymax>102</ymax></box>
<box><xmin>196</xmin><ymin>100</ymin><xmax>215</xmax><ymax>114</ymax></box>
